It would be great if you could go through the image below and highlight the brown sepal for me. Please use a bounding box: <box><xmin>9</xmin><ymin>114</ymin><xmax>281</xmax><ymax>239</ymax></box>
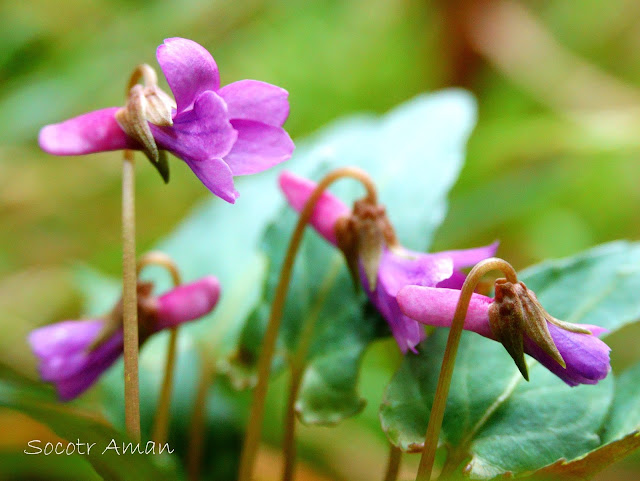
<box><xmin>334</xmin><ymin>198</ymin><xmax>398</xmax><ymax>292</ymax></box>
<box><xmin>489</xmin><ymin>279</ymin><xmax>584</xmax><ymax>381</ymax></box>
<box><xmin>116</xmin><ymin>84</ymin><xmax>159</xmax><ymax>164</ymax></box>
<box><xmin>115</xmin><ymin>81</ymin><xmax>174</xmax><ymax>183</ymax></box>
<box><xmin>489</xmin><ymin>281</ymin><xmax>529</xmax><ymax>380</ymax></box>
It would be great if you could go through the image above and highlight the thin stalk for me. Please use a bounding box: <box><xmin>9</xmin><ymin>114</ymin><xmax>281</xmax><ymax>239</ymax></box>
<box><xmin>237</xmin><ymin>167</ymin><xmax>378</xmax><ymax>481</ymax></box>
<box><xmin>415</xmin><ymin>258</ymin><xmax>518</xmax><ymax>481</ymax></box>
<box><xmin>187</xmin><ymin>356</ymin><xmax>216</xmax><ymax>481</ymax></box>
<box><xmin>122</xmin><ymin>149</ymin><xmax>140</xmax><ymax>441</ymax></box>
<box><xmin>383</xmin><ymin>445</ymin><xmax>402</xmax><ymax>481</ymax></box>
<box><xmin>281</xmin><ymin>259</ymin><xmax>341</xmax><ymax>481</ymax></box>
<box><xmin>137</xmin><ymin>252</ymin><xmax>183</xmax><ymax>445</ymax></box>
<box><xmin>282</xmin><ymin>366</ymin><xmax>303</xmax><ymax>481</ymax></box>
<box><xmin>437</xmin><ymin>449</ymin><xmax>466</xmax><ymax>481</ymax></box>
<box><xmin>120</xmin><ymin>64</ymin><xmax>155</xmax><ymax>442</ymax></box>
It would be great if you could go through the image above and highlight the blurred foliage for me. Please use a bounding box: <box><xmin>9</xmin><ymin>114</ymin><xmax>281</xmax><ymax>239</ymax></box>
<box><xmin>2</xmin><ymin>0</ymin><xmax>640</xmax><ymax>480</ymax></box>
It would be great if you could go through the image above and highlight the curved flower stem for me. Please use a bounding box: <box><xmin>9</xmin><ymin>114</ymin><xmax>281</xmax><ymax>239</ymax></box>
<box><xmin>383</xmin><ymin>445</ymin><xmax>402</xmax><ymax>481</ymax></box>
<box><xmin>120</xmin><ymin>65</ymin><xmax>161</xmax><ymax>442</ymax></box>
<box><xmin>187</xmin><ymin>355</ymin><xmax>216</xmax><ymax>481</ymax></box>
<box><xmin>237</xmin><ymin>167</ymin><xmax>378</xmax><ymax>481</ymax></box>
<box><xmin>137</xmin><ymin>252</ymin><xmax>182</xmax><ymax>445</ymax></box>
<box><xmin>415</xmin><ymin>258</ymin><xmax>518</xmax><ymax>481</ymax></box>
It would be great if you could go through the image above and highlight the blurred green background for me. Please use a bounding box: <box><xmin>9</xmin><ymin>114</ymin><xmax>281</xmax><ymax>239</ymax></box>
<box><xmin>2</xmin><ymin>0</ymin><xmax>640</xmax><ymax>480</ymax></box>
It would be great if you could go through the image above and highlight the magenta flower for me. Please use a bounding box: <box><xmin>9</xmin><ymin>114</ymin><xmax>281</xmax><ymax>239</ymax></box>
<box><xmin>397</xmin><ymin>285</ymin><xmax>611</xmax><ymax>386</ymax></box>
<box><xmin>28</xmin><ymin>276</ymin><xmax>220</xmax><ymax>401</ymax></box>
<box><xmin>279</xmin><ymin>171</ymin><xmax>498</xmax><ymax>353</ymax></box>
<box><xmin>39</xmin><ymin>37</ymin><xmax>294</xmax><ymax>203</ymax></box>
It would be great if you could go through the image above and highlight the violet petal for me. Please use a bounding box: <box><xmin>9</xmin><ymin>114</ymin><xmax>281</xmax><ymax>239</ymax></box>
<box><xmin>54</xmin><ymin>332</ymin><xmax>124</xmax><ymax>401</ymax></box>
<box><xmin>432</xmin><ymin>241</ymin><xmax>500</xmax><ymax>270</ymax></box>
<box><xmin>218</xmin><ymin>79</ymin><xmax>290</xmax><ymax>127</ymax></box>
<box><xmin>156</xmin><ymin>37</ymin><xmax>220</xmax><ymax>114</ymax></box>
<box><xmin>362</xmin><ymin>250</ymin><xmax>453</xmax><ymax>353</ymax></box>
<box><xmin>183</xmin><ymin>156</ymin><xmax>238</xmax><ymax>203</ymax></box>
<box><xmin>377</xmin><ymin>250</ymin><xmax>454</xmax><ymax>297</ymax></box>
<box><xmin>151</xmin><ymin>91</ymin><xmax>237</xmax><ymax>163</ymax></box>
<box><xmin>28</xmin><ymin>320</ymin><xmax>103</xmax><ymax>359</ymax></box>
<box><xmin>224</xmin><ymin>119</ymin><xmax>294</xmax><ymax>176</ymax></box>
<box><xmin>525</xmin><ymin>323</ymin><xmax>611</xmax><ymax>386</ymax></box>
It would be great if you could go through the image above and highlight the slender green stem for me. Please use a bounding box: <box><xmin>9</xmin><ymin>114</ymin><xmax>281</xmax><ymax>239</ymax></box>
<box><xmin>281</xmin><ymin>259</ymin><xmax>341</xmax><ymax>481</ymax></box>
<box><xmin>122</xmin><ymin>149</ymin><xmax>140</xmax><ymax>441</ymax></box>
<box><xmin>437</xmin><ymin>449</ymin><xmax>466</xmax><ymax>481</ymax></box>
<box><xmin>187</xmin><ymin>356</ymin><xmax>216</xmax><ymax>481</ymax></box>
<box><xmin>237</xmin><ymin>167</ymin><xmax>378</xmax><ymax>481</ymax></box>
<box><xmin>415</xmin><ymin>258</ymin><xmax>518</xmax><ymax>481</ymax></box>
<box><xmin>153</xmin><ymin>329</ymin><xmax>178</xmax><ymax>442</ymax></box>
<box><xmin>120</xmin><ymin>64</ymin><xmax>157</xmax><ymax>442</ymax></box>
<box><xmin>282</xmin><ymin>365</ymin><xmax>303</xmax><ymax>481</ymax></box>
<box><xmin>137</xmin><ymin>252</ymin><xmax>183</xmax><ymax>445</ymax></box>
<box><xmin>383</xmin><ymin>445</ymin><xmax>402</xmax><ymax>481</ymax></box>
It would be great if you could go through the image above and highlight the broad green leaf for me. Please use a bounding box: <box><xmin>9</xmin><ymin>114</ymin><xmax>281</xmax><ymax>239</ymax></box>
<box><xmin>519</xmin><ymin>241</ymin><xmax>640</xmax><ymax>331</ymax></box>
<box><xmin>0</xmin><ymin>366</ymin><xmax>180</xmax><ymax>481</ymax></box>
<box><xmin>534</xmin><ymin>360</ymin><xmax>640</xmax><ymax>480</ymax></box>
<box><xmin>602</xmin><ymin>362</ymin><xmax>640</xmax><ymax>445</ymax></box>
<box><xmin>234</xmin><ymin>91</ymin><xmax>477</xmax><ymax>425</ymax></box>
<box><xmin>380</xmin><ymin>241</ymin><xmax>640</xmax><ymax>478</ymax></box>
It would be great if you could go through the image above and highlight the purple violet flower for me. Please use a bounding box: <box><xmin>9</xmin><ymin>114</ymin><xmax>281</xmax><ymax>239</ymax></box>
<box><xmin>38</xmin><ymin>37</ymin><xmax>294</xmax><ymax>203</ymax></box>
<box><xmin>397</xmin><ymin>285</ymin><xmax>611</xmax><ymax>386</ymax></box>
<box><xmin>28</xmin><ymin>276</ymin><xmax>220</xmax><ymax>401</ymax></box>
<box><xmin>279</xmin><ymin>171</ymin><xmax>498</xmax><ymax>353</ymax></box>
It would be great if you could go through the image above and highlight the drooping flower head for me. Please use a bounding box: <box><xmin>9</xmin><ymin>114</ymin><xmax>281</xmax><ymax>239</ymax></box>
<box><xmin>279</xmin><ymin>170</ymin><xmax>611</xmax><ymax>386</ymax></box>
<box><xmin>278</xmin><ymin>171</ymin><xmax>498</xmax><ymax>353</ymax></box>
<box><xmin>397</xmin><ymin>279</ymin><xmax>611</xmax><ymax>386</ymax></box>
<box><xmin>39</xmin><ymin>37</ymin><xmax>294</xmax><ymax>203</ymax></box>
<box><xmin>29</xmin><ymin>276</ymin><xmax>220</xmax><ymax>400</ymax></box>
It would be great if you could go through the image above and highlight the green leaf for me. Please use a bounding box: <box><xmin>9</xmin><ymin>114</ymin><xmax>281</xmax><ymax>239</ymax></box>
<box><xmin>234</xmin><ymin>91</ymin><xmax>477</xmax><ymax>425</ymax></box>
<box><xmin>534</xmin><ymin>360</ymin><xmax>640</xmax><ymax>480</ymax></box>
<box><xmin>0</xmin><ymin>366</ymin><xmax>181</xmax><ymax>481</ymax></box>
<box><xmin>380</xmin><ymin>241</ymin><xmax>640</xmax><ymax>478</ymax></box>
<box><xmin>519</xmin><ymin>241</ymin><xmax>640</xmax><ymax>331</ymax></box>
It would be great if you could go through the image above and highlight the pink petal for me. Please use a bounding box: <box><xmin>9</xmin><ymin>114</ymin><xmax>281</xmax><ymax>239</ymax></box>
<box><xmin>223</xmin><ymin>120</ymin><xmax>294</xmax><ymax>176</ymax></box>
<box><xmin>39</xmin><ymin>107</ymin><xmax>134</xmax><ymax>155</ymax></box>
<box><xmin>278</xmin><ymin>171</ymin><xmax>351</xmax><ymax>246</ymax></box>
<box><xmin>397</xmin><ymin>286</ymin><xmax>494</xmax><ymax>337</ymax></box>
<box><xmin>184</xmin><ymin>156</ymin><xmax>238</xmax><ymax>203</ymax></box>
<box><xmin>155</xmin><ymin>276</ymin><xmax>221</xmax><ymax>330</ymax></box>
<box><xmin>156</xmin><ymin>37</ymin><xmax>220</xmax><ymax>114</ymax></box>
<box><xmin>218</xmin><ymin>80</ymin><xmax>290</xmax><ymax>127</ymax></box>
<box><xmin>151</xmin><ymin>90</ymin><xmax>237</xmax><ymax>163</ymax></box>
